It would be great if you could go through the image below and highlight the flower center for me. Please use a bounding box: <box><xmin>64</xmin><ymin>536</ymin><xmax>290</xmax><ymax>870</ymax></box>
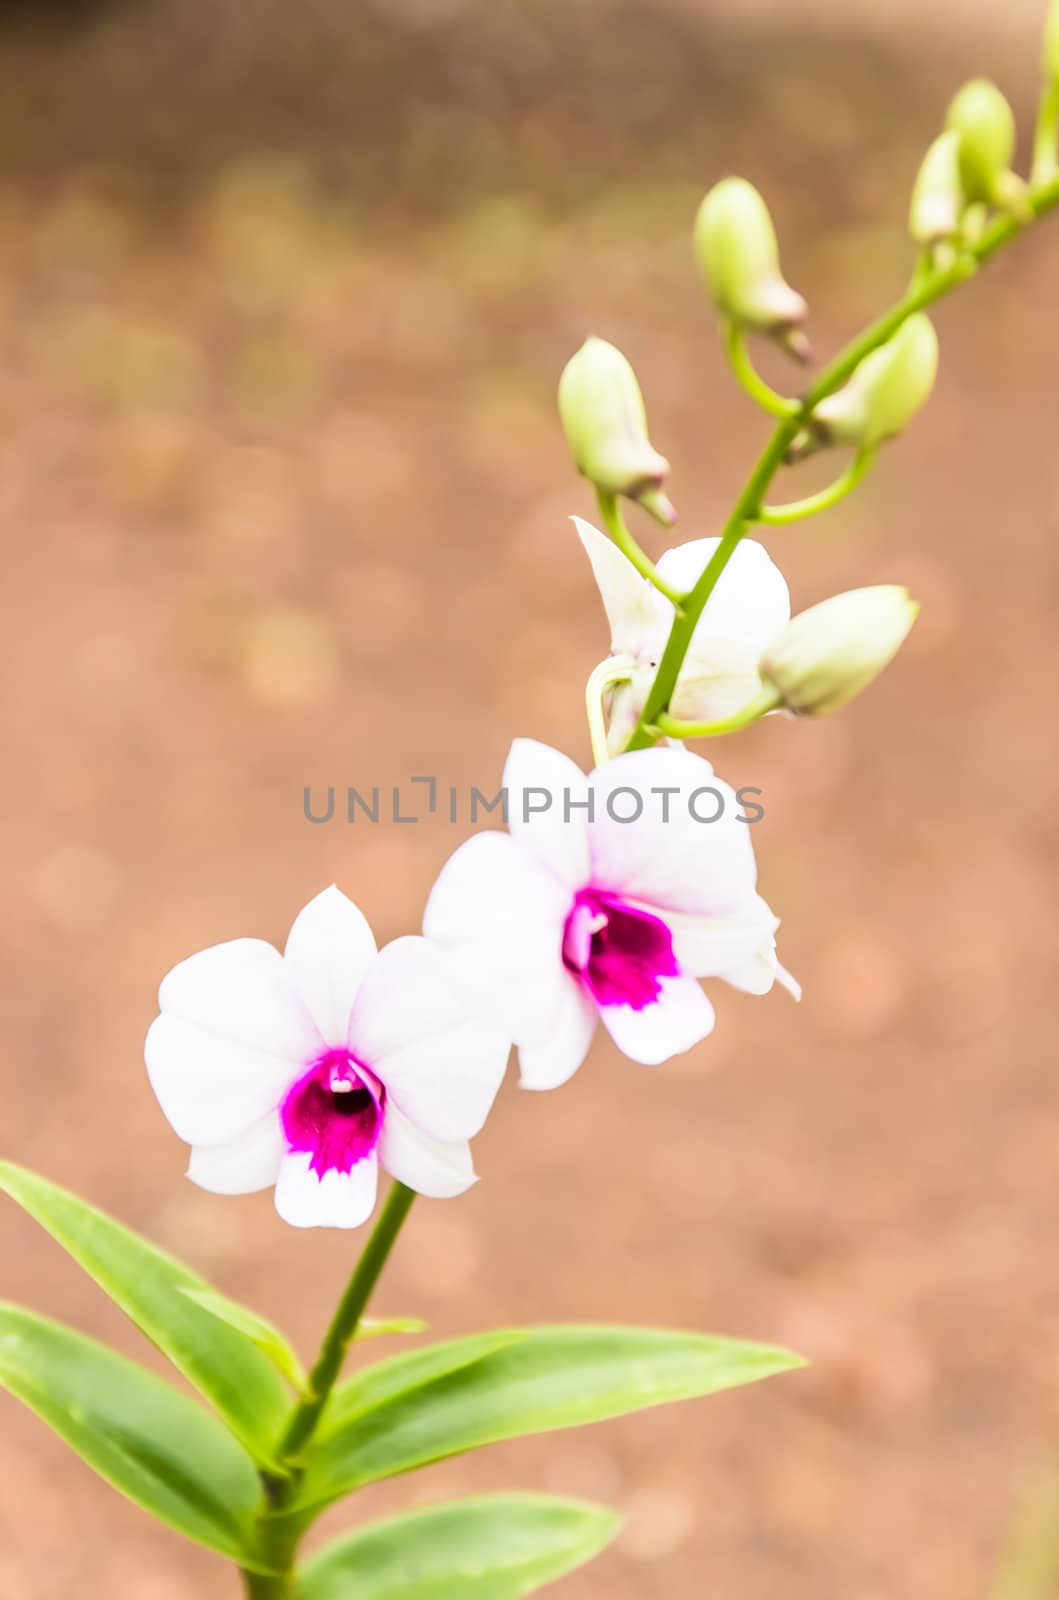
<box><xmin>280</xmin><ymin>1049</ymin><xmax>384</xmax><ymax>1177</ymax></box>
<box><xmin>562</xmin><ymin>888</ymin><xmax>679</xmax><ymax>1011</ymax></box>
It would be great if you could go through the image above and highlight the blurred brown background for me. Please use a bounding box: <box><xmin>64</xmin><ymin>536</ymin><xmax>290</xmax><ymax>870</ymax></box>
<box><xmin>2</xmin><ymin>1</ymin><xmax>1059</xmax><ymax>1596</ymax></box>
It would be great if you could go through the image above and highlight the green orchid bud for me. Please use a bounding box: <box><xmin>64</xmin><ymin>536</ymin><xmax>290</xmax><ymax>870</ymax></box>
<box><xmin>807</xmin><ymin>313</ymin><xmax>938</xmax><ymax>452</ymax></box>
<box><xmin>693</xmin><ymin>178</ymin><xmax>810</xmax><ymax>361</ymax></box>
<box><xmin>558</xmin><ymin>337</ymin><xmax>675</xmax><ymax>523</ymax></box>
<box><xmin>760</xmin><ymin>586</ymin><xmax>919</xmax><ymax>717</ymax></box>
<box><xmin>945</xmin><ymin>79</ymin><xmax>1026</xmax><ymax>213</ymax></box>
<box><xmin>909</xmin><ymin>130</ymin><xmax>965</xmax><ymax>246</ymax></box>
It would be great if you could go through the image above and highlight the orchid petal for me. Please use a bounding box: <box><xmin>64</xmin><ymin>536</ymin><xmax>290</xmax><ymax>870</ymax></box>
<box><xmin>275</xmin><ymin>1151</ymin><xmax>379</xmax><ymax>1230</ymax></box>
<box><xmin>598</xmin><ymin>973</ymin><xmax>715</xmax><ymax>1065</ymax></box>
<box><xmin>668</xmin><ymin>895</ymin><xmax>799</xmax><ymax>998</ymax></box>
<box><xmin>187</xmin><ymin>1113</ymin><xmax>286</xmax><ymax>1196</ymax></box>
<box><xmin>424</xmin><ymin>831</ymin><xmax>570</xmax><ymax>1045</ymax></box>
<box><xmin>283</xmin><ymin>885</ymin><xmax>377</xmax><ymax>1046</ymax></box>
<box><xmin>670</xmin><ymin>654</ymin><xmax>773</xmax><ymax>726</ymax></box>
<box><xmin>156</xmin><ymin>938</ymin><xmax>323</xmax><ymax>1060</ymax></box>
<box><xmin>517</xmin><ymin>970</ymin><xmax>598</xmax><ymax>1091</ymax></box>
<box><xmin>349</xmin><ymin>936</ymin><xmax>509</xmax><ymax>1142</ymax></box>
<box><xmin>147</xmin><ymin>1013</ymin><xmax>300</xmax><ymax>1146</ymax></box>
<box><xmin>502</xmin><ymin>737</ymin><xmax>592</xmax><ymax>890</ymax></box>
<box><xmin>603</xmin><ymin>673</ymin><xmax>652</xmax><ymax>757</ymax></box>
<box><xmin>667</xmin><ymin>894</ymin><xmax>778</xmax><ymax>974</ymax></box>
<box><xmin>656</xmin><ymin>536</ymin><xmax>791</xmax><ymax>655</ymax></box>
<box><xmin>725</xmin><ymin>950</ymin><xmax>802</xmax><ymax>1000</ymax></box>
<box><xmin>378</xmin><ymin>1107</ymin><xmax>477</xmax><ymax>1199</ymax></box>
<box><xmin>574</xmin><ymin>516</ymin><xmax>672</xmax><ymax>658</ymax></box>
<box><xmin>588</xmin><ymin>746</ymin><xmax>757</xmax><ymax>917</ymax></box>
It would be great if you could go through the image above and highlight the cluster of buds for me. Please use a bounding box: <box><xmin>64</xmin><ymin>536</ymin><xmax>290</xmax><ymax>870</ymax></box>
<box><xmin>560</xmin><ymin>153</ymin><xmax>936</xmax><ymax>743</ymax></box>
<box><xmin>911</xmin><ymin>77</ymin><xmax>1029</xmax><ymax>250</ymax></box>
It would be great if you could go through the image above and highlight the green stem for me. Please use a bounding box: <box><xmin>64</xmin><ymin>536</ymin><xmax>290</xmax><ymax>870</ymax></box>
<box><xmin>239</xmin><ymin>1181</ymin><xmax>418</xmax><ymax>1595</ymax></box>
<box><xmin>654</xmin><ymin>687</ymin><xmax>781</xmax><ymax>740</ymax></box>
<box><xmin>1034</xmin><ymin>80</ymin><xmax>1059</xmax><ymax>187</ymax></box>
<box><xmin>595</xmin><ymin>489</ymin><xmax>685</xmax><ymax>606</ymax></box>
<box><xmin>722</xmin><ymin>319</ymin><xmax>799</xmax><ymax>421</ymax></box>
<box><xmin>622</xmin><ymin>175</ymin><xmax>1059</xmax><ymax>754</ymax></box>
<box><xmin>623</xmin><ymin>426</ymin><xmax>793</xmax><ymax>752</ymax></box>
<box><xmin>241</xmin><ymin>1547</ymin><xmax>298</xmax><ymax>1600</ymax></box>
<box><xmin>279</xmin><ymin>1181</ymin><xmax>416</xmax><ymax>1460</ymax></box>
<box><xmin>756</xmin><ymin>448</ymin><xmax>876</xmax><ymax>525</ymax></box>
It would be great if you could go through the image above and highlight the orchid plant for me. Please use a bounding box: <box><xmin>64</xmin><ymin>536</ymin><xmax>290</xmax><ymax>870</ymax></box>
<box><xmin>4</xmin><ymin>14</ymin><xmax>1059</xmax><ymax>1598</ymax></box>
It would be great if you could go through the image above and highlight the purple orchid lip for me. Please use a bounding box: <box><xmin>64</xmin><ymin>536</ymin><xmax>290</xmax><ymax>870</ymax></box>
<box><xmin>281</xmin><ymin>1049</ymin><xmax>384</xmax><ymax>1177</ymax></box>
<box><xmin>562</xmin><ymin>888</ymin><xmax>679</xmax><ymax>1012</ymax></box>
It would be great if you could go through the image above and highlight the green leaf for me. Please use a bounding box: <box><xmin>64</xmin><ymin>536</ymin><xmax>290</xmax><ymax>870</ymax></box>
<box><xmin>179</xmin><ymin>1287</ymin><xmax>308</xmax><ymax>1394</ymax></box>
<box><xmin>0</xmin><ymin>1160</ymin><xmax>289</xmax><ymax>1465</ymax></box>
<box><xmin>0</xmin><ymin>1303</ymin><xmax>274</xmax><ymax>1571</ymax></box>
<box><xmin>297</xmin><ymin>1324</ymin><xmax>804</xmax><ymax>1509</ymax></box>
<box><xmin>322</xmin><ymin>1329</ymin><xmax>527</xmax><ymax>1422</ymax></box>
<box><xmin>356</xmin><ymin>1315</ymin><xmax>429</xmax><ymax>1341</ymax></box>
<box><xmin>299</xmin><ymin>1494</ymin><xmax>621</xmax><ymax>1599</ymax></box>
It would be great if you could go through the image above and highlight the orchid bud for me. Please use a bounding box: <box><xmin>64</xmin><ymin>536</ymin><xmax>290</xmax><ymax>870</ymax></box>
<box><xmin>558</xmin><ymin>337</ymin><xmax>675</xmax><ymax>522</ymax></box>
<box><xmin>760</xmin><ymin>586</ymin><xmax>918</xmax><ymax>717</ymax></box>
<box><xmin>693</xmin><ymin>178</ymin><xmax>810</xmax><ymax>360</ymax></box>
<box><xmin>807</xmin><ymin>313</ymin><xmax>938</xmax><ymax>452</ymax></box>
<box><xmin>909</xmin><ymin>131</ymin><xmax>965</xmax><ymax>246</ymax></box>
<box><xmin>945</xmin><ymin>80</ymin><xmax>1025</xmax><ymax>212</ymax></box>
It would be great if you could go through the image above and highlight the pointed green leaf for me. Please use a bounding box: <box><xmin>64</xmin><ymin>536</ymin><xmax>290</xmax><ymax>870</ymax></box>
<box><xmin>324</xmin><ymin>1329</ymin><xmax>526</xmax><ymax>1422</ymax></box>
<box><xmin>297</xmin><ymin>1325</ymin><xmax>804</xmax><ymax>1509</ymax></box>
<box><xmin>179</xmin><ymin>1288</ymin><xmax>308</xmax><ymax>1394</ymax></box>
<box><xmin>356</xmin><ymin>1316</ymin><xmax>429</xmax><ymax>1341</ymax></box>
<box><xmin>0</xmin><ymin>1304</ymin><xmax>274</xmax><ymax>1571</ymax></box>
<box><xmin>299</xmin><ymin>1494</ymin><xmax>621</xmax><ymax>1600</ymax></box>
<box><xmin>0</xmin><ymin>1160</ymin><xmax>288</xmax><ymax>1464</ymax></box>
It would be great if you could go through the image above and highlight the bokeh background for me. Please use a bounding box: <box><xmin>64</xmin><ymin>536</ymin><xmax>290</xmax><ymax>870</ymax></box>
<box><xmin>2</xmin><ymin>1</ymin><xmax>1059</xmax><ymax>1596</ymax></box>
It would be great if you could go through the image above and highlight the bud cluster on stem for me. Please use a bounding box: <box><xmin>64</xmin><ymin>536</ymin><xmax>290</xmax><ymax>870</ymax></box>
<box><xmin>602</xmin><ymin>80</ymin><xmax>1059</xmax><ymax>755</ymax></box>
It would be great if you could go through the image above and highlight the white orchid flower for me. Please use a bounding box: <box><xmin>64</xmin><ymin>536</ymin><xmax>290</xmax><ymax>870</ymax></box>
<box><xmin>145</xmin><ymin>886</ymin><xmax>509</xmax><ymax>1229</ymax></box>
<box><xmin>576</xmin><ymin>517</ymin><xmax>791</xmax><ymax>750</ymax></box>
<box><xmin>424</xmin><ymin>739</ymin><xmax>798</xmax><ymax>1092</ymax></box>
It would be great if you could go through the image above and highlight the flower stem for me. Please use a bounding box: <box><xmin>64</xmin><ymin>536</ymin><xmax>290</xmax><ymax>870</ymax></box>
<box><xmin>622</xmin><ymin>174</ymin><xmax>1059</xmax><ymax>754</ymax></box>
<box><xmin>595</xmin><ymin>489</ymin><xmax>685</xmax><ymax>606</ymax></box>
<box><xmin>755</xmin><ymin>447</ymin><xmax>876</xmax><ymax>526</ymax></box>
<box><xmin>239</xmin><ymin>1180</ymin><xmax>418</xmax><ymax>1595</ymax></box>
<box><xmin>654</xmin><ymin>687</ymin><xmax>782</xmax><ymax>741</ymax></box>
<box><xmin>722</xmin><ymin>320</ymin><xmax>799</xmax><ymax>421</ymax></box>
<box><xmin>279</xmin><ymin>1180</ymin><xmax>416</xmax><ymax>1460</ymax></box>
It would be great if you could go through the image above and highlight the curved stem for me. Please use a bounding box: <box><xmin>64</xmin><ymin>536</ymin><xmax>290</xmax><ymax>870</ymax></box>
<box><xmin>239</xmin><ymin>1181</ymin><xmax>417</xmax><ymax>1595</ymax></box>
<box><xmin>586</xmin><ymin>655</ymin><xmax>634</xmax><ymax>767</ymax></box>
<box><xmin>655</xmin><ymin>688</ymin><xmax>781</xmax><ymax>741</ymax></box>
<box><xmin>756</xmin><ymin>448</ymin><xmax>876</xmax><ymax>526</ymax></box>
<box><xmin>595</xmin><ymin>490</ymin><xmax>685</xmax><ymax>606</ymax></box>
<box><xmin>622</xmin><ymin>173</ymin><xmax>1059</xmax><ymax>754</ymax></box>
<box><xmin>722</xmin><ymin>320</ymin><xmax>799</xmax><ymax>421</ymax></box>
